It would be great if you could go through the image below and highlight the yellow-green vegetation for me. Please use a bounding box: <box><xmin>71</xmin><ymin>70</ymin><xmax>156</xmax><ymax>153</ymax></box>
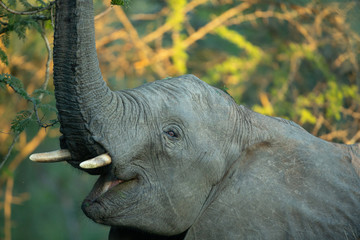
<box><xmin>166</xmin><ymin>0</ymin><xmax>188</xmax><ymax>74</ymax></box>
<box><xmin>111</xmin><ymin>0</ymin><xmax>128</xmax><ymax>6</ymax></box>
<box><xmin>204</xmin><ymin>26</ymin><xmax>263</xmax><ymax>97</ymax></box>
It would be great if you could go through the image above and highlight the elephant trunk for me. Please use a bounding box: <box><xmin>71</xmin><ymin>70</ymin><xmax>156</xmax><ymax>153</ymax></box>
<box><xmin>53</xmin><ymin>0</ymin><xmax>116</xmax><ymax>162</ymax></box>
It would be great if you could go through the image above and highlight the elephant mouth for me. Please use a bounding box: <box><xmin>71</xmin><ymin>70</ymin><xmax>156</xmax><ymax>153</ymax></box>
<box><xmin>85</xmin><ymin>174</ymin><xmax>138</xmax><ymax>202</ymax></box>
<box><xmin>81</xmin><ymin>172</ymin><xmax>139</xmax><ymax>223</ymax></box>
<box><xmin>96</xmin><ymin>178</ymin><xmax>124</xmax><ymax>197</ymax></box>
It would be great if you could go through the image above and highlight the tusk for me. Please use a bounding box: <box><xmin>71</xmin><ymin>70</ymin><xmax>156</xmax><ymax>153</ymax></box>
<box><xmin>30</xmin><ymin>149</ymin><xmax>71</xmax><ymax>163</ymax></box>
<box><xmin>79</xmin><ymin>153</ymin><xmax>112</xmax><ymax>169</ymax></box>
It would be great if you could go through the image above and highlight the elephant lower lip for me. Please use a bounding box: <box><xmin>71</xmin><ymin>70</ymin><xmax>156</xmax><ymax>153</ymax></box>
<box><xmin>82</xmin><ymin>177</ymin><xmax>139</xmax><ymax>223</ymax></box>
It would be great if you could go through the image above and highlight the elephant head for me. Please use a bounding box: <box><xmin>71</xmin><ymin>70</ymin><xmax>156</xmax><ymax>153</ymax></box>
<box><xmin>80</xmin><ymin>74</ymin><xmax>252</xmax><ymax>235</ymax></box>
<box><xmin>30</xmin><ymin>0</ymin><xmax>249</xmax><ymax>236</ymax></box>
<box><xmin>30</xmin><ymin>0</ymin><xmax>360</xmax><ymax>239</ymax></box>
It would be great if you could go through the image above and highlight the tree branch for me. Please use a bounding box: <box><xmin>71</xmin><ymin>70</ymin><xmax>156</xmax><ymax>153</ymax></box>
<box><xmin>0</xmin><ymin>25</ymin><xmax>55</xmax><ymax>171</ymax></box>
<box><xmin>0</xmin><ymin>135</ymin><xmax>19</xmax><ymax>170</ymax></box>
<box><xmin>135</xmin><ymin>2</ymin><xmax>253</xmax><ymax>70</ymax></box>
<box><xmin>0</xmin><ymin>0</ymin><xmax>54</xmax><ymax>15</ymax></box>
<box><xmin>94</xmin><ymin>6</ymin><xmax>113</xmax><ymax>21</ymax></box>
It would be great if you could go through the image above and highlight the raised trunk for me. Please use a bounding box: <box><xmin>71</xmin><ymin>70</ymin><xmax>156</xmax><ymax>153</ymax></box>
<box><xmin>53</xmin><ymin>0</ymin><xmax>115</xmax><ymax>161</ymax></box>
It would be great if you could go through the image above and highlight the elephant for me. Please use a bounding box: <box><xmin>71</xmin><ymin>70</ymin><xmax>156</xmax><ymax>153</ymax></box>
<box><xmin>30</xmin><ymin>0</ymin><xmax>360</xmax><ymax>239</ymax></box>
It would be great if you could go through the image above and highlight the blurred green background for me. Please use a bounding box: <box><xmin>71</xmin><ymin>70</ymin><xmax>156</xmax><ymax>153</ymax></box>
<box><xmin>1</xmin><ymin>0</ymin><xmax>360</xmax><ymax>239</ymax></box>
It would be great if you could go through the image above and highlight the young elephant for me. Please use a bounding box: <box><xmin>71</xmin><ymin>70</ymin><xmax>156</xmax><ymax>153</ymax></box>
<box><xmin>30</xmin><ymin>0</ymin><xmax>360</xmax><ymax>239</ymax></box>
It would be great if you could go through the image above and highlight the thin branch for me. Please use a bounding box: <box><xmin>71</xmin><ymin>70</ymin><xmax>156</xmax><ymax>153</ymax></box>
<box><xmin>31</xmin><ymin>28</ymin><xmax>58</xmax><ymax>128</ymax></box>
<box><xmin>141</xmin><ymin>0</ymin><xmax>209</xmax><ymax>44</ymax></box>
<box><xmin>113</xmin><ymin>7</ymin><xmax>153</xmax><ymax>73</ymax></box>
<box><xmin>0</xmin><ymin>135</ymin><xmax>19</xmax><ymax>170</ymax></box>
<box><xmin>131</xmin><ymin>7</ymin><xmax>170</xmax><ymax>21</ymax></box>
<box><xmin>225</xmin><ymin>8</ymin><xmax>317</xmax><ymax>49</ymax></box>
<box><xmin>0</xmin><ymin>0</ymin><xmax>55</xmax><ymax>15</ymax></box>
<box><xmin>0</xmin><ymin>130</ymin><xmax>11</xmax><ymax>135</ymax></box>
<box><xmin>95</xmin><ymin>6</ymin><xmax>113</xmax><ymax>21</ymax></box>
<box><xmin>183</xmin><ymin>2</ymin><xmax>252</xmax><ymax>48</ymax></box>
<box><xmin>346</xmin><ymin>130</ymin><xmax>360</xmax><ymax>145</ymax></box>
<box><xmin>320</xmin><ymin>130</ymin><xmax>348</xmax><ymax>142</ymax></box>
<box><xmin>185</xmin><ymin>0</ymin><xmax>209</xmax><ymax>12</ymax></box>
<box><xmin>31</xmin><ymin>99</ymin><xmax>58</xmax><ymax>129</ymax></box>
<box><xmin>135</xmin><ymin>2</ymin><xmax>253</xmax><ymax>69</ymax></box>
<box><xmin>40</xmin><ymin>28</ymin><xmax>51</xmax><ymax>97</ymax></box>
<box><xmin>96</xmin><ymin>29</ymin><xmax>128</xmax><ymax>49</ymax></box>
<box><xmin>50</xmin><ymin>4</ymin><xmax>55</xmax><ymax>27</ymax></box>
<box><xmin>0</xmin><ymin>26</ymin><xmax>55</xmax><ymax>171</ymax></box>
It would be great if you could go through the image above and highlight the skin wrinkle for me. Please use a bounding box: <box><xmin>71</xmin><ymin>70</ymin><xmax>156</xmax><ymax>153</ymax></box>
<box><xmin>163</xmin><ymin>186</ymin><xmax>181</xmax><ymax>225</ymax></box>
<box><xmin>50</xmin><ymin>4</ymin><xmax>360</xmax><ymax>231</ymax></box>
<box><xmin>235</xmin><ymin>106</ymin><xmax>253</xmax><ymax>150</ymax></box>
<box><xmin>83</xmin><ymin>76</ymin><xmax>359</xmax><ymax>239</ymax></box>
<box><xmin>65</xmin><ymin>74</ymin><xmax>360</xmax><ymax>239</ymax></box>
<box><xmin>54</xmin><ymin>0</ymin><xmax>115</xmax><ymax>164</ymax></box>
<box><xmin>119</xmin><ymin>93</ymin><xmax>136</xmax><ymax>124</ymax></box>
<box><xmin>45</xmin><ymin>1</ymin><xmax>360</xmax><ymax>236</ymax></box>
<box><xmin>105</xmin><ymin>92</ymin><xmax>120</xmax><ymax>119</ymax></box>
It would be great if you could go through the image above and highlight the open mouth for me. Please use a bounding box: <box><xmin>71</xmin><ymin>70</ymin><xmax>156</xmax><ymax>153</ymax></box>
<box><xmin>105</xmin><ymin>179</ymin><xmax>124</xmax><ymax>192</ymax></box>
<box><xmin>81</xmin><ymin>174</ymin><xmax>138</xmax><ymax>223</ymax></box>
<box><xmin>81</xmin><ymin>166</ymin><xmax>141</xmax><ymax>224</ymax></box>
<box><xmin>84</xmin><ymin>173</ymin><xmax>138</xmax><ymax>204</ymax></box>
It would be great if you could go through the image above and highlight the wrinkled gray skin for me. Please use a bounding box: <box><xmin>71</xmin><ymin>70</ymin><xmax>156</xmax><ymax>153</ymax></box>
<box><xmin>51</xmin><ymin>0</ymin><xmax>360</xmax><ymax>239</ymax></box>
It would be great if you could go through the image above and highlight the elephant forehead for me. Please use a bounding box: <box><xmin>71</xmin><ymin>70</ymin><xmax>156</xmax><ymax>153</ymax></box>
<box><xmin>137</xmin><ymin>75</ymin><xmax>214</xmax><ymax>103</ymax></box>
<box><xmin>137</xmin><ymin>76</ymin><xmax>230</xmax><ymax>115</ymax></box>
<box><xmin>117</xmin><ymin>75</ymin><xmax>236</xmax><ymax>134</ymax></box>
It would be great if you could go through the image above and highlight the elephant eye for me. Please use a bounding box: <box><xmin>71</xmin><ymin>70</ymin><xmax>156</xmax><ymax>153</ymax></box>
<box><xmin>165</xmin><ymin>130</ymin><xmax>178</xmax><ymax>138</ymax></box>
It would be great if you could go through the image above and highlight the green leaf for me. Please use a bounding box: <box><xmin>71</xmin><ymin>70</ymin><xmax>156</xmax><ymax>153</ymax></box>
<box><xmin>37</xmin><ymin>103</ymin><xmax>57</xmax><ymax>113</ymax></box>
<box><xmin>2</xmin><ymin>33</ymin><xmax>10</xmax><ymax>48</ymax></box>
<box><xmin>0</xmin><ymin>48</ymin><xmax>9</xmax><ymax>65</ymax></box>
<box><xmin>19</xmin><ymin>0</ymin><xmax>33</xmax><ymax>8</ymax></box>
<box><xmin>299</xmin><ymin>109</ymin><xmax>317</xmax><ymax>124</ymax></box>
<box><xmin>8</xmin><ymin>0</ymin><xmax>17</xmax><ymax>7</ymax></box>
<box><xmin>32</xmin><ymin>89</ymin><xmax>51</xmax><ymax>97</ymax></box>
<box><xmin>11</xmin><ymin>110</ymin><xmax>32</xmax><ymax>134</ymax></box>
<box><xmin>111</xmin><ymin>0</ymin><xmax>129</xmax><ymax>6</ymax></box>
<box><xmin>0</xmin><ymin>73</ymin><xmax>32</xmax><ymax>101</ymax></box>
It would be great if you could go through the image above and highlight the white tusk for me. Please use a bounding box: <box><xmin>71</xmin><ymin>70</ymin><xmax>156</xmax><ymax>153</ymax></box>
<box><xmin>79</xmin><ymin>153</ymin><xmax>112</xmax><ymax>169</ymax></box>
<box><xmin>30</xmin><ymin>149</ymin><xmax>71</xmax><ymax>163</ymax></box>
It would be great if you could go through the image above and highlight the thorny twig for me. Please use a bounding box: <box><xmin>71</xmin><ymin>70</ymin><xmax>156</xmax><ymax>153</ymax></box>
<box><xmin>0</xmin><ymin>0</ymin><xmax>55</xmax><ymax>15</ymax></box>
<box><xmin>0</xmin><ymin>26</ymin><xmax>56</xmax><ymax>171</ymax></box>
<box><xmin>39</xmin><ymin>27</ymin><xmax>51</xmax><ymax>98</ymax></box>
<box><xmin>31</xmin><ymin>99</ymin><xmax>58</xmax><ymax>129</ymax></box>
<box><xmin>0</xmin><ymin>135</ymin><xmax>19</xmax><ymax>170</ymax></box>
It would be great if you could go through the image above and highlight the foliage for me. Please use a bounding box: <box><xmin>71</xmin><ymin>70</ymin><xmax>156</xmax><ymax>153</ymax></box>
<box><xmin>0</xmin><ymin>72</ymin><xmax>57</xmax><ymax>135</ymax></box>
<box><xmin>110</xmin><ymin>0</ymin><xmax>130</xmax><ymax>6</ymax></box>
<box><xmin>0</xmin><ymin>0</ymin><xmax>359</xmax><ymax>239</ymax></box>
<box><xmin>0</xmin><ymin>73</ymin><xmax>31</xmax><ymax>101</ymax></box>
<box><xmin>0</xmin><ymin>1</ymin><xmax>57</xmax><ymax>239</ymax></box>
<box><xmin>0</xmin><ymin>0</ymin><xmax>53</xmax><ymax>65</ymax></box>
